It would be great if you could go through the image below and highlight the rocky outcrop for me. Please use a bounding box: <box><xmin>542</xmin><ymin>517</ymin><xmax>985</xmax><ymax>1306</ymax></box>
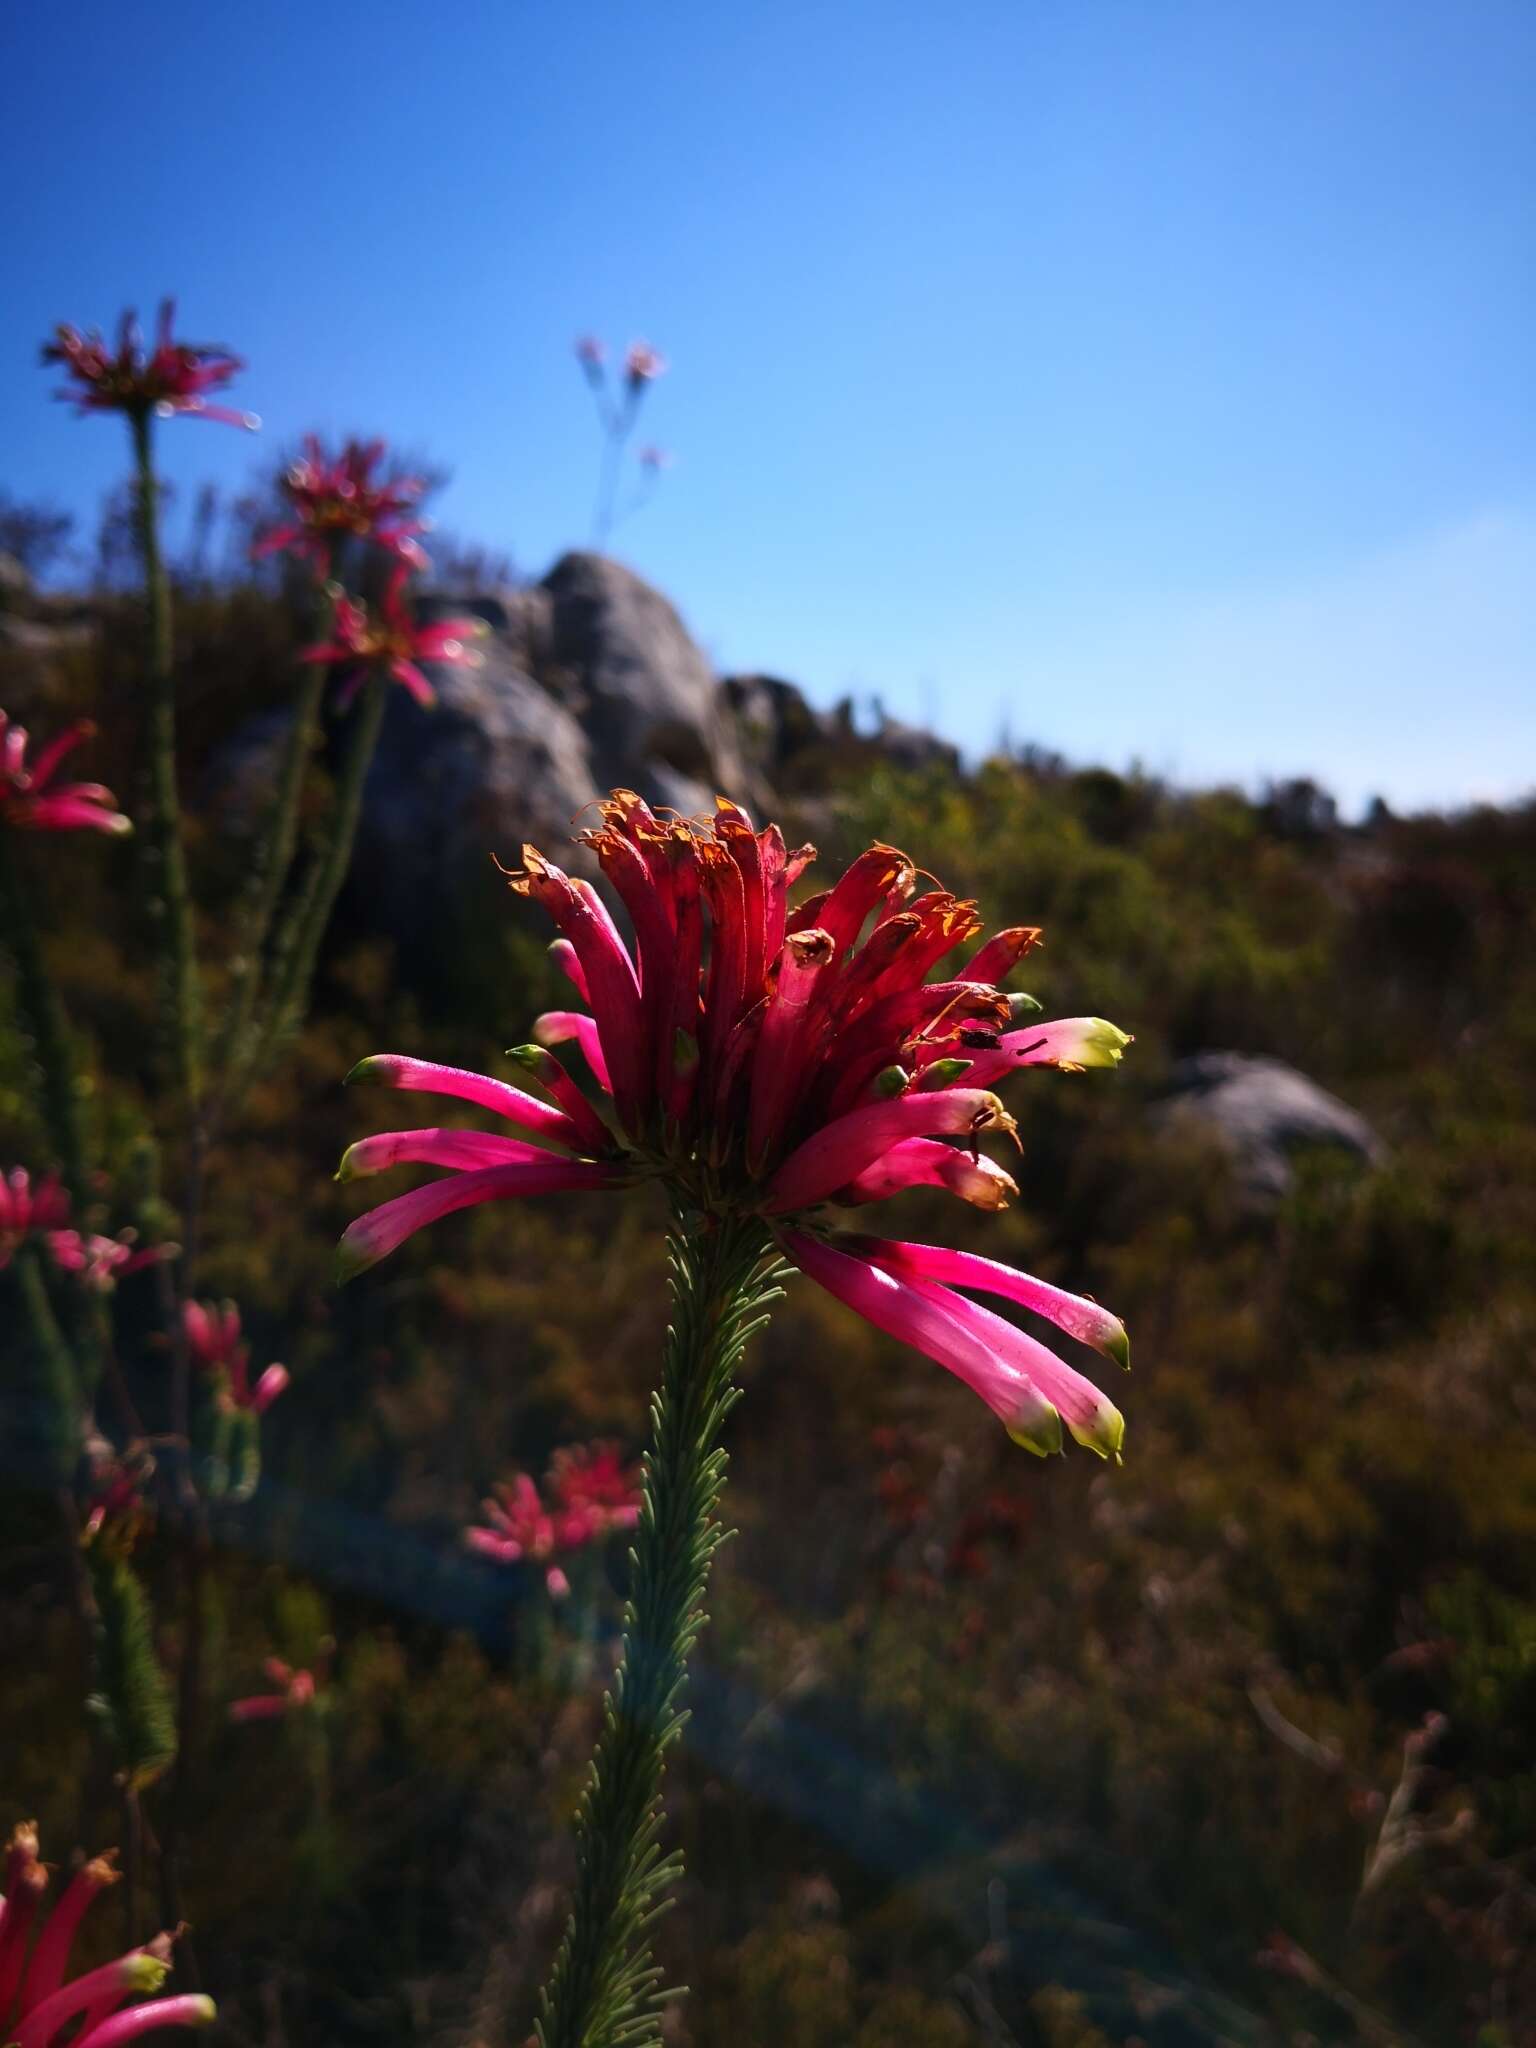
<box><xmin>540</xmin><ymin>552</ymin><xmax>749</xmax><ymax>813</ymax></box>
<box><xmin>1154</xmin><ymin>1053</ymin><xmax>1385</xmax><ymax>1203</ymax></box>
<box><xmin>198</xmin><ymin>551</ymin><xmax>962</xmax><ymax>942</ymax></box>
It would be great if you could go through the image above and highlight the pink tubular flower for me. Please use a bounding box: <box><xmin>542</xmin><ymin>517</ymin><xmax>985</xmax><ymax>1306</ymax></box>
<box><xmin>339</xmin><ymin>793</ymin><xmax>1131</xmax><ymax>1457</ymax></box>
<box><xmin>41</xmin><ymin>300</ymin><xmax>254</xmax><ymax>430</ymax></box>
<box><xmin>0</xmin><ymin>1822</ymin><xmax>214</xmax><ymax>2045</ymax></box>
<box><xmin>0</xmin><ymin>714</ymin><xmax>131</xmax><ymax>836</ymax></box>
<box><xmin>254</xmin><ymin>434</ymin><xmax>429</xmax><ymax>572</ymax></box>
<box><xmin>624</xmin><ymin>341</ymin><xmax>667</xmax><ymax>387</ymax></box>
<box><xmin>574</xmin><ymin>334</ymin><xmax>607</xmax><ymax>370</ymax></box>
<box><xmin>301</xmin><ymin>561</ymin><xmax>483</xmax><ymax>709</ymax></box>
<box><xmin>228</xmin><ymin>1657</ymin><xmax>320</xmax><ymax>1724</ymax></box>
<box><xmin>0</xmin><ymin>1168</ymin><xmax>72</xmax><ymax>1267</ymax></box>
<box><xmin>466</xmin><ymin>1443</ymin><xmax>642</xmax><ymax>1595</ymax></box>
<box><xmin>183</xmin><ymin>1299</ymin><xmax>288</xmax><ymax>1414</ymax></box>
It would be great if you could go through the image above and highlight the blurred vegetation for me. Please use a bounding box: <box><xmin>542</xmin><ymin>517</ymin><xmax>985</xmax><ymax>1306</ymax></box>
<box><xmin>2</xmin><ymin>540</ymin><xmax>1534</xmax><ymax>2046</ymax></box>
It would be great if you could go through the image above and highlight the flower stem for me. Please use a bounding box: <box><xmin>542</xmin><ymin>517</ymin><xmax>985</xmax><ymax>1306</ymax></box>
<box><xmin>129</xmin><ymin>409</ymin><xmax>201</xmax><ymax>1108</ymax></box>
<box><xmin>209</xmin><ymin>645</ymin><xmax>329</xmax><ymax>1116</ymax></box>
<box><xmin>10</xmin><ymin>1243</ymin><xmax>83</xmax><ymax>1486</ymax></box>
<box><xmin>242</xmin><ymin>668</ymin><xmax>388</xmax><ymax>1082</ymax></box>
<box><xmin>0</xmin><ymin>829</ymin><xmax>91</xmax><ymax>1207</ymax></box>
<box><xmin>535</xmin><ymin>1209</ymin><xmax>783</xmax><ymax>2048</ymax></box>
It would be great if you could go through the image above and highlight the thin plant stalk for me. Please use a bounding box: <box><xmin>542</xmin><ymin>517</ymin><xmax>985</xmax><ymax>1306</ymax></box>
<box><xmin>12</xmin><ymin>1242</ymin><xmax>83</xmax><ymax>1486</ymax></box>
<box><xmin>0</xmin><ymin>829</ymin><xmax>91</xmax><ymax>1207</ymax></box>
<box><xmin>128</xmin><ymin>409</ymin><xmax>202</xmax><ymax>1108</ymax></box>
<box><xmin>243</xmin><ymin>667</ymin><xmax>389</xmax><ymax>1080</ymax></box>
<box><xmin>535</xmin><ymin>1210</ymin><xmax>784</xmax><ymax>2048</ymax></box>
<box><xmin>209</xmin><ymin>612</ymin><xmax>332</xmax><ymax>1119</ymax></box>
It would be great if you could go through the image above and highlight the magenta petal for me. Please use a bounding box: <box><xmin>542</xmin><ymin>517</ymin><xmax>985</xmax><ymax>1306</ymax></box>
<box><xmin>896</xmin><ymin>1273</ymin><xmax>1125</xmax><ymax>1456</ymax></box>
<box><xmin>853</xmin><ymin>1238</ymin><xmax>1129</xmax><ymax>1368</ymax></box>
<box><xmin>765</xmin><ymin>1089</ymin><xmax>1015</xmax><ymax>1214</ymax></box>
<box><xmin>337</xmin><ymin>1126</ymin><xmax>559</xmax><ymax>1181</ymax></box>
<box><xmin>75</xmin><ymin>1995</ymin><xmax>218</xmax><ymax>2046</ymax></box>
<box><xmin>345</xmin><ymin>1055</ymin><xmax>585</xmax><ymax>1149</ymax></box>
<box><xmin>388</xmin><ymin>659</ymin><xmax>435</xmax><ymax>706</ymax></box>
<box><xmin>781</xmin><ymin>1230</ymin><xmax>1062</xmax><ymax>1451</ymax></box>
<box><xmin>533</xmin><ymin>1011</ymin><xmax>613</xmax><ymax>1094</ymax></box>
<box><xmin>337</xmin><ymin>1159</ymin><xmax>620</xmax><ymax>1278</ymax></box>
<box><xmin>840</xmin><ymin>1137</ymin><xmax>1018</xmax><ymax>1211</ymax></box>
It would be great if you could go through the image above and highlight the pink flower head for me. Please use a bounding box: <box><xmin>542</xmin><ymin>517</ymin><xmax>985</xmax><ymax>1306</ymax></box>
<box><xmin>301</xmin><ymin>561</ymin><xmax>484</xmax><ymax>710</ymax></box>
<box><xmin>41</xmin><ymin>299</ymin><xmax>255</xmax><ymax>429</ymax></box>
<box><xmin>0</xmin><ymin>714</ymin><xmax>130</xmax><ymax>837</ymax></box>
<box><xmin>45</xmin><ymin>1228</ymin><xmax>170</xmax><ymax>1295</ymax></box>
<box><xmin>0</xmin><ymin>1168</ymin><xmax>72</xmax><ymax>1267</ymax></box>
<box><xmin>227</xmin><ymin>1658</ymin><xmax>321</xmax><ymax>1724</ymax></box>
<box><xmin>182</xmin><ymin>1299</ymin><xmax>288</xmax><ymax>1415</ymax></box>
<box><xmin>638</xmin><ymin>446</ymin><xmax>673</xmax><ymax>472</ymax></box>
<box><xmin>254</xmin><ymin>435</ymin><xmax>429</xmax><ymax>573</ymax></box>
<box><xmin>0</xmin><ymin>1822</ymin><xmax>214</xmax><ymax>2044</ymax></box>
<box><xmin>466</xmin><ymin>1443</ymin><xmax>641</xmax><ymax>1595</ymax></box>
<box><xmin>547</xmin><ymin>1442</ymin><xmax>642</xmax><ymax>1547</ymax></box>
<box><xmin>574</xmin><ymin>334</ymin><xmax>607</xmax><ymax>369</ymax></box>
<box><xmin>624</xmin><ymin>340</ymin><xmax>667</xmax><ymax>388</ymax></box>
<box><xmin>339</xmin><ymin>795</ymin><xmax>1131</xmax><ymax>1457</ymax></box>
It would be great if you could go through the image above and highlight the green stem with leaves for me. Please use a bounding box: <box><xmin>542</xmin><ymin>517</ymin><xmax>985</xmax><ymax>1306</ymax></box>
<box><xmin>129</xmin><ymin>409</ymin><xmax>201</xmax><ymax>1108</ymax></box>
<box><xmin>535</xmin><ymin>1210</ymin><xmax>783</xmax><ymax>2048</ymax></box>
<box><xmin>0</xmin><ymin>830</ymin><xmax>90</xmax><ymax>1207</ymax></box>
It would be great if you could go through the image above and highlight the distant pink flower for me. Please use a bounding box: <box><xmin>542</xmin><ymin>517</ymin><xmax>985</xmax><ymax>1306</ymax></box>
<box><xmin>41</xmin><ymin>299</ymin><xmax>254</xmax><ymax>429</ymax></box>
<box><xmin>0</xmin><ymin>714</ymin><xmax>130</xmax><ymax>836</ymax></box>
<box><xmin>637</xmin><ymin>445</ymin><xmax>673</xmax><ymax>471</ymax></box>
<box><xmin>82</xmin><ymin>1445</ymin><xmax>154</xmax><ymax>1547</ymax></box>
<box><xmin>574</xmin><ymin>334</ymin><xmax>607</xmax><ymax>370</ymax></box>
<box><xmin>624</xmin><ymin>341</ymin><xmax>667</xmax><ymax>387</ymax></box>
<box><xmin>183</xmin><ymin>1299</ymin><xmax>288</xmax><ymax>1415</ymax></box>
<box><xmin>0</xmin><ymin>1168</ymin><xmax>72</xmax><ymax>1267</ymax></box>
<box><xmin>0</xmin><ymin>1822</ymin><xmax>214</xmax><ymax>2044</ymax></box>
<box><xmin>547</xmin><ymin>1442</ymin><xmax>642</xmax><ymax>1547</ymax></box>
<box><xmin>339</xmin><ymin>796</ymin><xmax>1131</xmax><ymax>1458</ymax></box>
<box><xmin>301</xmin><ymin>562</ymin><xmax>483</xmax><ymax>710</ymax></box>
<box><xmin>228</xmin><ymin>1657</ymin><xmax>321</xmax><ymax>1724</ymax></box>
<box><xmin>254</xmin><ymin>435</ymin><xmax>429</xmax><ymax>573</ymax></box>
<box><xmin>466</xmin><ymin>1444</ymin><xmax>640</xmax><ymax>1597</ymax></box>
<box><xmin>46</xmin><ymin>1229</ymin><xmax>169</xmax><ymax>1295</ymax></box>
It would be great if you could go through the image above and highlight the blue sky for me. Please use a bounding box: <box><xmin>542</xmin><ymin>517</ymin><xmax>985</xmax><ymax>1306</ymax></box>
<box><xmin>4</xmin><ymin>0</ymin><xmax>1531</xmax><ymax>813</ymax></box>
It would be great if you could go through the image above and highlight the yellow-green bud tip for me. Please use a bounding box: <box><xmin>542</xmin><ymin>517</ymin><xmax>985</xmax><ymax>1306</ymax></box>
<box><xmin>1067</xmin><ymin>1395</ymin><xmax>1126</xmax><ymax>1460</ymax></box>
<box><xmin>1007</xmin><ymin>1400</ymin><xmax>1063</xmax><ymax>1458</ymax></box>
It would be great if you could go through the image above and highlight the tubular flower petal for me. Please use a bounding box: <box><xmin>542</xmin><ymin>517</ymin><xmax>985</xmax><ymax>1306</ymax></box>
<box><xmin>936</xmin><ymin>1016</ymin><xmax>1133</xmax><ymax>1086</ymax></box>
<box><xmin>781</xmin><ymin>1230</ymin><xmax>1064</xmax><ymax>1456</ymax></box>
<box><xmin>851</xmin><ymin>1238</ymin><xmax>1130</xmax><ymax>1369</ymax></box>
<box><xmin>0</xmin><ymin>713</ymin><xmax>130</xmax><ymax>836</ymax></box>
<box><xmin>0</xmin><ymin>1823</ymin><xmax>210</xmax><ymax>2046</ymax></box>
<box><xmin>337</xmin><ymin>791</ymin><xmax>1130</xmax><ymax>1451</ymax></box>
<box><xmin>533</xmin><ymin>1010</ymin><xmax>613</xmax><ymax>1093</ymax></box>
<box><xmin>41</xmin><ymin>300</ymin><xmax>253</xmax><ymax>428</ymax></box>
<box><xmin>840</xmin><ymin>1138</ymin><xmax>1019</xmax><ymax>1211</ymax></box>
<box><xmin>337</xmin><ymin>1158</ymin><xmax>623</xmax><ymax>1280</ymax></box>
